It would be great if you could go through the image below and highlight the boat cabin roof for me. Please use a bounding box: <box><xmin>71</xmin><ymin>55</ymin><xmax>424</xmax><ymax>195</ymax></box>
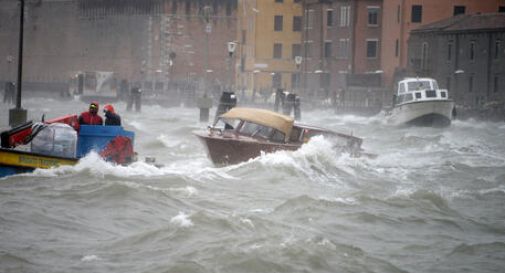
<box><xmin>220</xmin><ymin>107</ymin><xmax>294</xmax><ymax>137</ymax></box>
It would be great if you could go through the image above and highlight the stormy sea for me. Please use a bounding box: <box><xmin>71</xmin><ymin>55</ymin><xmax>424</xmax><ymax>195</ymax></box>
<box><xmin>1</xmin><ymin>97</ymin><xmax>505</xmax><ymax>273</ymax></box>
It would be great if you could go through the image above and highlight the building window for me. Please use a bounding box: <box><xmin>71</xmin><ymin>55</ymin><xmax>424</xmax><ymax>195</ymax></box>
<box><xmin>494</xmin><ymin>75</ymin><xmax>499</xmax><ymax>93</ymax></box>
<box><xmin>470</xmin><ymin>41</ymin><xmax>475</xmax><ymax>61</ymax></box>
<box><xmin>500</xmin><ymin>6</ymin><xmax>505</xmax><ymax>12</ymax></box>
<box><xmin>447</xmin><ymin>42</ymin><xmax>453</xmax><ymax>61</ymax></box>
<box><xmin>411</xmin><ymin>5</ymin><xmax>422</xmax><ymax>23</ymax></box>
<box><xmin>292</xmin><ymin>43</ymin><xmax>301</xmax><ymax>59</ymax></box>
<box><xmin>468</xmin><ymin>75</ymin><xmax>473</xmax><ymax>93</ymax></box>
<box><xmin>306</xmin><ymin>9</ymin><xmax>314</xmax><ymax>29</ymax></box>
<box><xmin>397</xmin><ymin>5</ymin><xmax>401</xmax><ymax>23</ymax></box>
<box><xmin>291</xmin><ymin>73</ymin><xmax>300</xmax><ymax>89</ymax></box>
<box><xmin>454</xmin><ymin>6</ymin><xmax>466</xmax><ymax>16</ymax></box>
<box><xmin>304</xmin><ymin>41</ymin><xmax>313</xmax><ymax>58</ymax></box>
<box><xmin>185</xmin><ymin>1</ymin><xmax>191</xmax><ymax>15</ymax></box>
<box><xmin>273</xmin><ymin>43</ymin><xmax>283</xmax><ymax>59</ymax></box>
<box><xmin>395</xmin><ymin>39</ymin><xmax>399</xmax><ymax>57</ymax></box>
<box><xmin>368</xmin><ymin>7</ymin><xmax>379</xmax><ymax>26</ymax></box>
<box><xmin>324</xmin><ymin>41</ymin><xmax>332</xmax><ymax>58</ymax></box>
<box><xmin>293</xmin><ymin>16</ymin><xmax>302</xmax><ymax>31</ymax></box>
<box><xmin>275</xmin><ymin>0</ymin><xmax>283</xmax><ymax>3</ymax></box>
<box><xmin>320</xmin><ymin>73</ymin><xmax>331</xmax><ymax>90</ymax></box>
<box><xmin>495</xmin><ymin>40</ymin><xmax>501</xmax><ymax>59</ymax></box>
<box><xmin>338</xmin><ymin>39</ymin><xmax>349</xmax><ymax>59</ymax></box>
<box><xmin>366</xmin><ymin>39</ymin><xmax>378</xmax><ymax>58</ymax></box>
<box><xmin>274</xmin><ymin>15</ymin><xmax>283</xmax><ymax>31</ymax></box>
<box><xmin>327</xmin><ymin>10</ymin><xmax>334</xmax><ymax>26</ymax></box>
<box><xmin>272</xmin><ymin>73</ymin><xmax>282</xmax><ymax>88</ymax></box>
<box><xmin>171</xmin><ymin>1</ymin><xmax>178</xmax><ymax>14</ymax></box>
<box><xmin>226</xmin><ymin>3</ymin><xmax>232</xmax><ymax>16</ymax></box>
<box><xmin>421</xmin><ymin>42</ymin><xmax>428</xmax><ymax>70</ymax></box>
<box><xmin>340</xmin><ymin>6</ymin><xmax>351</xmax><ymax>27</ymax></box>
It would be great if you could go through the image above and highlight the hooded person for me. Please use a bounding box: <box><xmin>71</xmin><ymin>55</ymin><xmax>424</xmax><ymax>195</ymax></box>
<box><xmin>103</xmin><ymin>104</ymin><xmax>121</xmax><ymax>126</ymax></box>
<box><xmin>78</xmin><ymin>101</ymin><xmax>103</xmax><ymax>125</ymax></box>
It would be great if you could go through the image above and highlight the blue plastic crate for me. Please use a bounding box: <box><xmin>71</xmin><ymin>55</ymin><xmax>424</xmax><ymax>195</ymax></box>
<box><xmin>77</xmin><ymin>125</ymin><xmax>135</xmax><ymax>158</ymax></box>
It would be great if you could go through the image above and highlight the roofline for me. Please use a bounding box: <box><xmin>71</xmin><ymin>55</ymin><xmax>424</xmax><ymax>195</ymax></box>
<box><xmin>412</xmin><ymin>27</ymin><xmax>505</xmax><ymax>35</ymax></box>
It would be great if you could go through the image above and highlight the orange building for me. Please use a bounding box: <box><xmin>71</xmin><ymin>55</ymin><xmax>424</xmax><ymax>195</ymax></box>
<box><xmin>237</xmin><ymin>0</ymin><xmax>303</xmax><ymax>98</ymax></box>
<box><xmin>381</xmin><ymin>0</ymin><xmax>505</xmax><ymax>88</ymax></box>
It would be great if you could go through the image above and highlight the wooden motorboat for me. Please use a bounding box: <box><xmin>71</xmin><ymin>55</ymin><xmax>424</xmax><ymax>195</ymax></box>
<box><xmin>194</xmin><ymin>107</ymin><xmax>364</xmax><ymax>165</ymax></box>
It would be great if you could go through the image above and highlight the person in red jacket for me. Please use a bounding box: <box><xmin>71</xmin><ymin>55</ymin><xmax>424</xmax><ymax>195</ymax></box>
<box><xmin>78</xmin><ymin>101</ymin><xmax>103</xmax><ymax>125</ymax></box>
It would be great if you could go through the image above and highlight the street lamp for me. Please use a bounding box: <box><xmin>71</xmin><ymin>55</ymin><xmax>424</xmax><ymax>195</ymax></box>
<box><xmin>294</xmin><ymin>56</ymin><xmax>302</xmax><ymax>93</ymax></box>
<box><xmin>253</xmin><ymin>69</ymin><xmax>260</xmax><ymax>102</ymax></box>
<box><xmin>453</xmin><ymin>69</ymin><xmax>465</xmax><ymax>104</ymax></box>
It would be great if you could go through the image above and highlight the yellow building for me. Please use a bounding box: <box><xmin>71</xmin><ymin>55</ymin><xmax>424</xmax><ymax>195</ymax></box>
<box><xmin>236</xmin><ymin>0</ymin><xmax>303</xmax><ymax>98</ymax></box>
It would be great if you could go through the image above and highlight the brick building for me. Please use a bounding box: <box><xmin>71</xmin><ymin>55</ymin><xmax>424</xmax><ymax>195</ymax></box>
<box><xmin>0</xmin><ymin>0</ymin><xmax>237</xmax><ymax>98</ymax></box>
<box><xmin>301</xmin><ymin>0</ymin><xmax>384</xmax><ymax>110</ymax></box>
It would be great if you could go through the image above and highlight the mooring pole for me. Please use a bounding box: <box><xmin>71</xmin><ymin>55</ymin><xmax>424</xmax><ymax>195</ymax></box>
<box><xmin>9</xmin><ymin>0</ymin><xmax>28</xmax><ymax>127</ymax></box>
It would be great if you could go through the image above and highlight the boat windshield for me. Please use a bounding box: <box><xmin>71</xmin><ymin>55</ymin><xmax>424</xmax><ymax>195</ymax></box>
<box><xmin>407</xmin><ymin>80</ymin><xmax>435</xmax><ymax>91</ymax></box>
<box><xmin>238</xmin><ymin>121</ymin><xmax>285</xmax><ymax>142</ymax></box>
<box><xmin>215</xmin><ymin>118</ymin><xmax>240</xmax><ymax>130</ymax></box>
<box><xmin>239</xmin><ymin>121</ymin><xmax>273</xmax><ymax>138</ymax></box>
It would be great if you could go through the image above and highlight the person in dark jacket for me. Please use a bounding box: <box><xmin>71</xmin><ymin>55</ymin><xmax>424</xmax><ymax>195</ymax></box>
<box><xmin>79</xmin><ymin>101</ymin><xmax>103</xmax><ymax>125</ymax></box>
<box><xmin>103</xmin><ymin>104</ymin><xmax>121</xmax><ymax>126</ymax></box>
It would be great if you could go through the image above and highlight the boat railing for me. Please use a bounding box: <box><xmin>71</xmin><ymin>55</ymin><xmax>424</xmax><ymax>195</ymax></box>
<box><xmin>396</xmin><ymin>88</ymin><xmax>449</xmax><ymax>105</ymax></box>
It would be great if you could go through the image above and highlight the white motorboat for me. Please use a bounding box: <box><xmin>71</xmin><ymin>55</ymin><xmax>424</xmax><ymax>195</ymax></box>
<box><xmin>386</xmin><ymin>78</ymin><xmax>455</xmax><ymax>127</ymax></box>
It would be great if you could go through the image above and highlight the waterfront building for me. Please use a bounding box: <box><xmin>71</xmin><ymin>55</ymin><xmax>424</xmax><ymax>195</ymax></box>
<box><xmin>382</xmin><ymin>0</ymin><xmax>505</xmax><ymax>88</ymax></box>
<box><xmin>236</xmin><ymin>0</ymin><xmax>303</xmax><ymax>100</ymax></box>
<box><xmin>407</xmin><ymin>13</ymin><xmax>505</xmax><ymax>110</ymax></box>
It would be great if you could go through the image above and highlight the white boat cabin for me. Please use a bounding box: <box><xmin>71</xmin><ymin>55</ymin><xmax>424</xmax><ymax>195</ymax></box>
<box><xmin>395</xmin><ymin>78</ymin><xmax>449</xmax><ymax>105</ymax></box>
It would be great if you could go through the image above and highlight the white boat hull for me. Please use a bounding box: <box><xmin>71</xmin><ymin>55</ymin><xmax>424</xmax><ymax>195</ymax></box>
<box><xmin>387</xmin><ymin>100</ymin><xmax>454</xmax><ymax>127</ymax></box>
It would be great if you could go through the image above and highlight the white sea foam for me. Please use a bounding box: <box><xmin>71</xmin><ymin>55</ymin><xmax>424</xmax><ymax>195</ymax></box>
<box><xmin>240</xmin><ymin>218</ymin><xmax>255</xmax><ymax>228</ymax></box>
<box><xmin>170</xmin><ymin>211</ymin><xmax>194</xmax><ymax>227</ymax></box>
<box><xmin>28</xmin><ymin>151</ymin><xmax>238</xmax><ymax>182</ymax></box>
<box><xmin>157</xmin><ymin>134</ymin><xmax>182</xmax><ymax>148</ymax></box>
<box><xmin>81</xmin><ymin>254</ymin><xmax>101</xmax><ymax>262</ymax></box>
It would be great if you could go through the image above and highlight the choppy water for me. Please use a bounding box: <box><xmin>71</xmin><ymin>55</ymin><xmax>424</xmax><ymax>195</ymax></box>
<box><xmin>1</xmin><ymin>98</ymin><xmax>505</xmax><ymax>273</ymax></box>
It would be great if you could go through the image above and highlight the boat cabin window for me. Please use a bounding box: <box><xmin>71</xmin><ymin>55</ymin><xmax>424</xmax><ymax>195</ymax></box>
<box><xmin>215</xmin><ymin>118</ymin><xmax>240</xmax><ymax>130</ymax></box>
<box><xmin>271</xmin><ymin>130</ymin><xmax>286</xmax><ymax>143</ymax></box>
<box><xmin>426</xmin><ymin>90</ymin><xmax>437</xmax><ymax>98</ymax></box>
<box><xmin>398</xmin><ymin>83</ymin><xmax>406</xmax><ymax>94</ymax></box>
<box><xmin>239</xmin><ymin>121</ymin><xmax>285</xmax><ymax>143</ymax></box>
<box><xmin>441</xmin><ymin>91</ymin><xmax>447</xmax><ymax>98</ymax></box>
<box><xmin>415</xmin><ymin>92</ymin><xmax>422</xmax><ymax>99</ymax></box>
<box><xmin>397</xmin><ymin>93</ymin><xmax>414</xmax><ymax>104</ymax></box>
<box><xmin>289</xmin><ymin>126</ymin><xmax>303</xmax><ymax>143</ymax></box>
<box><xmin>239</xmin><ymin>121</ymin><xmax>273</xmax><ymax>138</ymax></box>
<box><xmin>407</xmin><ymin>80</ymin><xmax>432</xmax><ymax>91</ymax></box>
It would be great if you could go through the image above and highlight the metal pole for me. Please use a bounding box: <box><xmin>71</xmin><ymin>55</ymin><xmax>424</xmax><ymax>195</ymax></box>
<box><xmin>8</xmin><ymin>0</ymin><xmax>27</xmax><ymax>127</ymax></box>
<box><xmin>16</xmin><ymin>0</ymin><xmax>24</xmax><ymax>109</ymax></box>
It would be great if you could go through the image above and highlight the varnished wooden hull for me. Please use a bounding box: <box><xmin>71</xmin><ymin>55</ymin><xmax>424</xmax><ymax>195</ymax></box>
<box><xmin>194</xmin><ymin>132</ymin><xmax>300</xmax><ymax>165</ymax></box>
